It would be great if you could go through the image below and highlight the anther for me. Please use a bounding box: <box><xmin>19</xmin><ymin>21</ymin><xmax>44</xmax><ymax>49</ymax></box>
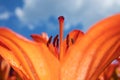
<box><xmin>53</xmin><ymin>34</ymin><xmax>59</xmax><ymax>47</ymax></box>
<box><xmin>47</xmin><ymin>36</ymin><xmax>52</xmax><ymax>46</ymax></box>
<box><xmin>71</xmin><ymin>38</ymin><xmax>74</xmax><ymax>44</ymax></box>
<box><xmin>66</xmin><ymin>34</ymin><xmax>69</xmax><ymax>48</ymax></box>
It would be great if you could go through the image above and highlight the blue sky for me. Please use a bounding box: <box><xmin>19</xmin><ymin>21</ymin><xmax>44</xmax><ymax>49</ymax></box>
<box><xmin>0</xmin><ymin>0</ymin><xmax>120</xmax><ymax>39</ymax></box>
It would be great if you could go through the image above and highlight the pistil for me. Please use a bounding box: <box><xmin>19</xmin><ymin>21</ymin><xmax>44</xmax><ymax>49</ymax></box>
<box><xmin>58</xmin><ymin>16</ymin><xmax>64</xmax><ymax>60</ymax></box>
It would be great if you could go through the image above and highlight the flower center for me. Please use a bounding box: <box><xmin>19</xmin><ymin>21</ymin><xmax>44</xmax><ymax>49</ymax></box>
<box><xmin>46</xmin><ymin>16</ymin><xmax>65</xmax><ymax>60</ymax></box>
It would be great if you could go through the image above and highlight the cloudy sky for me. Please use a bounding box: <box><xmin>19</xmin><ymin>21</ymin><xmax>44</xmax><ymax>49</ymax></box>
<box><xmin>0</xmin><ymin>0</ymin><xmax>120</xmax><ymax>39</ymax></box>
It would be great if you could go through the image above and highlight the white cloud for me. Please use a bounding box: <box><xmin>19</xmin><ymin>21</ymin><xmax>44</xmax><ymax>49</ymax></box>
<box><xmin>0</xmin><ymin>12</ymin><xmax>10</xmax><ymax>20</ymax></box>
<box><xmin>15</xmin><ymin>7</ymin><xmax>24</xmax><ymax>20</ymax></box>
<box><xmin>15</xmin><ymin>0</ymin><xmax>120</xmax><ymax>31</ymax></box>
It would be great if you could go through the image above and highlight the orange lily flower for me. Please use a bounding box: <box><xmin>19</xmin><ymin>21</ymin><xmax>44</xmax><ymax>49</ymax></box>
<box><xmin>0</xmin><ymin>14</ymin><xmax>120</xmax><ymax>80</ymax></box>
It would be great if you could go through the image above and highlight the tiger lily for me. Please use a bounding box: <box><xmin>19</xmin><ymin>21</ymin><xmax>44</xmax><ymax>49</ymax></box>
<box><xmin>0</xmin><ymin>14</ymin><xmax>120</xmax><ymax>80</ymax></box>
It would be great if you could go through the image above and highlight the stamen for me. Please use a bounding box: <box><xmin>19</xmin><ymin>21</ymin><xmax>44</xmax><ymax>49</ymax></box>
<box><xmin>71</xmin><ymin>38</ymin><xmax>74</xmax><ymax>44</ymax></box>
<box><xmin>56</xmin><ymin>38</ymin><xmax>59</xmax><ymax>48</ymax></box>
<box><xmin>58</xmin><ymin>16</ymin><xmax>64</xmax><ymax>60</ymax></box>
<box><xmin>47</xmin><ymin>36</ymin><xmax>52</xmax><ymax>46</ymax></box>
<box><xmin>66</xmin><ymin>34</ymin><xmax>69</xmax><ymax>49</ymax></box>
<box><xmin>53</xmin><ymin>35</ymin><xmax>59</xmax><ymax>47</ymax></box>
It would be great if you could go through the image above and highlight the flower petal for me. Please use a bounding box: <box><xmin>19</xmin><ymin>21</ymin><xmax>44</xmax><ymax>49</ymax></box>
<box><xmin>31</xmin><ymin>34</ymin><xmax>59</xmax><ymax>58</ymax></box>
<box><xmin>0</xmin><ymin>28</ymin><xmax>60</xmax><ymax>80</ymax></box>
<box><xmin>0</xmin><ymin>46</ymin><xmax>28</xmax><ymax>79</ymax></box>
<box><xmin>31</xmin><ymin>32</ymin><xmax>48</xmax><ymax>44</ymax></box>
<box><xmin>61</xmin><ymin>14</ymin><xmax>120</xmax><ymax>80</ymax></box>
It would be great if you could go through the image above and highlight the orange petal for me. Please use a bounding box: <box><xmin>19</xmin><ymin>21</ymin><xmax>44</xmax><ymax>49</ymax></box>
<box><xmin>31</xmin><ymin>32</ymin><xmax>48</xmax><ymax>44</ymax></box>
<box><xmin>99</xmin><ymin>63</ymin><xmax>118</xmax><ymax>80</ymax></box>
<box><xmin>0</xmin><ymin>46</ymin><xmax>28</xmax><ymax>79</ymax></box>
<box><xmin>31</xmin><ymin>34</ymin><xmax>59</xmax><ymax>58</ymax></box>
<box><xmin>61</xmin><ymin>14</ymin><xmax>120</xmax><ymax>80</ymax></box>
<box><xmin>0</xmin><ymin>27</ymin><xmax>60</xmax><ymax>80</ymax></box>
